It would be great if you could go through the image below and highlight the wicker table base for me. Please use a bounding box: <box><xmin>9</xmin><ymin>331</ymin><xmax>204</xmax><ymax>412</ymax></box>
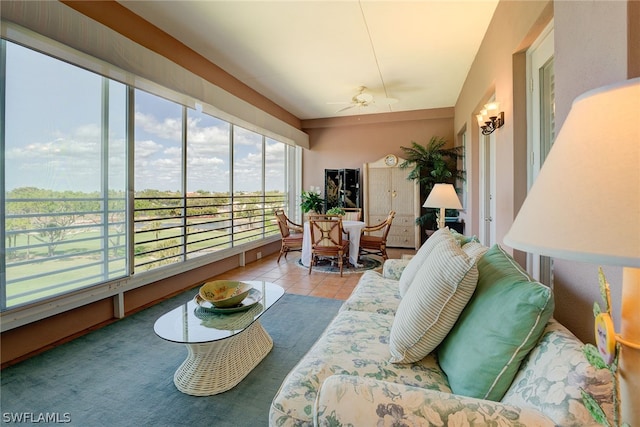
<box><xmin>173</xmin><ymin>321</ymin><xmax>273</xmax><ymax>396</ymax></box>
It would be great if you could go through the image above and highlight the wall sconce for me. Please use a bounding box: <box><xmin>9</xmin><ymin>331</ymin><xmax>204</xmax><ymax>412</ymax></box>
<box><xmin>476</xmin><ymin>102</ymin><xmax>505</xmax><ymax>135</ymax></box>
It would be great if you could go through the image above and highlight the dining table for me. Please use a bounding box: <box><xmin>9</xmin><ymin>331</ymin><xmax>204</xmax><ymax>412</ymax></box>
<box><xmin>301</xmin><ymin>219</ymin><xmax>366</xmax><ymax>268</ymax></box>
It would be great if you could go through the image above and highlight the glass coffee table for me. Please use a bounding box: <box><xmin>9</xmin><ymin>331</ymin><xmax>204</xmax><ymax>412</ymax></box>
<box><xmin>154</xmin><ymin>281</ymin><xmax>285</xmax><ymax>396</ymax></box>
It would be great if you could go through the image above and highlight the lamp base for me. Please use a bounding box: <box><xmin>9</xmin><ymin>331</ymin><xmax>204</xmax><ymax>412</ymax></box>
<box><xmin>436</xmin><ymin>207</ymin><xmax>446</xmax><ymax>229</ymax></box>
<box><xmin>619</xmin><ymin>266</ymin><xmax>640</xmax><ymax>425</ymax></box>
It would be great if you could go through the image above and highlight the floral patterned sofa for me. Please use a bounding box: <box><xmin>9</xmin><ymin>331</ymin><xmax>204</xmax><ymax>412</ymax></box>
<box><xmin>269</xmin><ymin>230</ymin><xmax>613</xmax><ymax>426</ymax></box>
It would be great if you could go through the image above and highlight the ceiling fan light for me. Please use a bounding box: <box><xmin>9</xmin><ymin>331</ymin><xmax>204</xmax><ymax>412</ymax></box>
<box><xmin>354</xmin><ymin>92</ymin><xmax>374</xmax><ymax>103</ymax></box>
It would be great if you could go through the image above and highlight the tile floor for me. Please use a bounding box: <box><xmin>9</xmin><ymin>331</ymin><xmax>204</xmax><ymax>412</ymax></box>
<box><xmin>210</xmin><ymin>248</ymin><xmax>416</xmax><ymax>301</ymax></box>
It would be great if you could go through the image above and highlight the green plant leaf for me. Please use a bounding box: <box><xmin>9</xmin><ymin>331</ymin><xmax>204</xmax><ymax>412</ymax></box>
<box><xmin>598</xmin><ymin>267</ymin><xmax>611</xmax><ymax>312</ymax></box>
<box><xmin>583</xmin><ymin>343</ymin><xmax>608</xmax><ymax>369</ymax></box>
<box><xmin>580</xmin><ymin>389</ymin><xmax>610</xmax><ymax>426</ymax></box>
<box><xmin>300</xmin><ymin>191</ymin><xmax>325</xmax><ymax>213</ymax></box>
<box><xmin>399</xmin><ymin>136</ymin><xmax>465</xmax><ymax>232</ymax></box>
<box><xmin>593</xmin><ymin>301</ymin><xmax>602</xmax><ymax>318</ymax></box>
<box><xmin>326</xmin><ymin>207</ymin><xmax>345</xmax><ymax>215</ymax></box>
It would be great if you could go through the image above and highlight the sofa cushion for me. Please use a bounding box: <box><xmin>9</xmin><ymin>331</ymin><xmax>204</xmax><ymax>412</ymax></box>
<box><xmin>315</xmin><ymin>375</ymin><xmax>557</xmax><ymax>427</ymax></box>
<box><xmin>461</xmin><ymin>240</ymin><xmax>489</xmax><ymax>259</ymax></box>
<box><xmin>398</xmin><ymin>227</ymin><xmax>453</xmax><ymax>297</ymax></box>
<box><xmin>382</xmin><ymin>258</ymin><xmax>410</xmax><ymax>280</ymax></box>
<box><xmin>389</xmin><ymin>234</ymin><xmax>479</xmax><ymax>363</ymax></box>
<box><xmin>502</xmin><ymin>319</ymin><xmax>614</xmax><ymax>426</ymax></box>
<box><xmin>269</xmin><ymin>310</ymin><xmax>451</xmax><ymax>426</ymax></box>
<box><xmin>340</xmin><ymin>270</ymin><xmax>401</xmax><ymax>315</ymax></box>
<box><xmin>437</xmin><ymin>244</ymin><xmax>555</xmax><ymax>401</ymax></box>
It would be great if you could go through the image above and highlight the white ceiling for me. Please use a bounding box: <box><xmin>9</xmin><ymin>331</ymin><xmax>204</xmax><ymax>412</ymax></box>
<box><xmin>119</xmin><ymin>1</ymin><xmax>498</xmax><ymax>120</ymax></box>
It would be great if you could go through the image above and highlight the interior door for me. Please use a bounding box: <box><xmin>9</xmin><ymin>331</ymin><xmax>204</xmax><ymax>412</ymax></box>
<box><xmin>527</xmin><ymin>24</ymin><xmax>555</xmax><ymax>285</ymax></box>
<box><xmin>480</xmin><ymin>131</ymin><xmax>496</xmax><ymax>247</ymax></box>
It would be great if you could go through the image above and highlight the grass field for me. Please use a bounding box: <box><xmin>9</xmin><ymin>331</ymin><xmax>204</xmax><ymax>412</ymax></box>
<box><xmin>5</xmin><ymin>219</ymin><xmax>279</xmax><ymax>307</ymax></box>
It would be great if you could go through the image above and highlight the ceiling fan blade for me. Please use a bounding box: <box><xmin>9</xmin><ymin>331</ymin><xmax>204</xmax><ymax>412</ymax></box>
<box><xmin>329</xmin><ymin>86</ymin><xmax>398</xmax><ymax>113</ymax></box>
<box><xmin>336</xmin><ymin>104</ymin><xmax>357</xmax><ymax>113</ymax></box>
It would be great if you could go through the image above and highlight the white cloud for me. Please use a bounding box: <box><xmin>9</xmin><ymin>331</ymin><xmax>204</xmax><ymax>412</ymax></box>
<box><xmin>135</xmin><ymin>111</ymin><xmax>182</xmax><ymax>141</ymax></box>
<box><xmin>5</xmin><ymin>125</ymin><xmax>130</xmax><ymax>192</ymax></box>
<box><xmin>134</xmin><ymin>139</ymin><xmax>163</xmax><ymax>159</ymax></box>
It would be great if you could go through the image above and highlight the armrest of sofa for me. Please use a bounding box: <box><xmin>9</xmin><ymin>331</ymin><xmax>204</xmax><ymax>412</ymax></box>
<box><xmin>382</xmin><ymin>259</ymin><xmax>410</xmax><ymax>280</ymax></box>
<box><xmin>314</xmin><ymin>375</ymin><xmax>556</xmax><ymax>427</ymax></box>
<box><xmin>501</xmin><ymin>319</ymin><xmax>614</xmax><ymax>426</ymax></box>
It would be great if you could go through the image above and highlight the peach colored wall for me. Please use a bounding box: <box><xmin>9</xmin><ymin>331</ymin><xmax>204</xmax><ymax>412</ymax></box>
<box><xmin>456</xmin><ymin>0</ymin><xmax>635</xmax><ymax>343</ymax></box>
<box><xmin>631</xmin><ymin>0</ymin><xmax>640</xmax><ymax>78</ymax></box>
<box><xmin>301</xmin><ymin>108</ymin><xmax>454</xmax><ymax>201</ymax></box>
<box><xmin>547</xmin><ymin>0</ymin><xmax>631</xmax><ymax>343</ymax></box>
<box><xmin>454</xmin><ymin>0</ymin><xmax>553</xmax><ymax>249</ymax></box>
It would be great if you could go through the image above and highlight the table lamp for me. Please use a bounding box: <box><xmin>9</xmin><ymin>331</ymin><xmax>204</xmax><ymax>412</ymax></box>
<box><xmin>504</xmin><ymin>77</ymin><xmax>640</xmax><ymax>425</ymax></box>
<box><xmin>423</xmin><ymin>183</ymin><xmax>463</xmax><ymax>229</ymax></box>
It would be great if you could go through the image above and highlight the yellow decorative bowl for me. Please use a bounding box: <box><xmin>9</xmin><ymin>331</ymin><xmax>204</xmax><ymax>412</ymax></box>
<box><xmin>199</xmin><ymin>280</ymin><xmax>252</xmax><ymax>308</ymax></box>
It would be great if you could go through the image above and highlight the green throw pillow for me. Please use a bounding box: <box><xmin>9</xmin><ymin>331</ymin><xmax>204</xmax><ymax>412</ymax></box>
<box><xmin>437</xmin><ymin>244</ymin><xmax>554</xmax><ymax>401</ymax></box>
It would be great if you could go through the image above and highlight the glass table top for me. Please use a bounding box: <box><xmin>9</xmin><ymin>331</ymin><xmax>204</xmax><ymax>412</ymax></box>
<box><xmin>154</xmin><ymin>281</ymin><xmax>285</xmax><ymax>344</ymax></box>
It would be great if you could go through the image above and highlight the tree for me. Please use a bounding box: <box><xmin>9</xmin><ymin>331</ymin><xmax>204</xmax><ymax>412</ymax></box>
<box><xmin>6</xmin><ymin>187</ymin><xmax>86</xmax><ymax>257</ymax></box>
<box><xmin>400</xmin><ymin>136</ymin><xmax>465</xmax><ymax>230</ymax></box>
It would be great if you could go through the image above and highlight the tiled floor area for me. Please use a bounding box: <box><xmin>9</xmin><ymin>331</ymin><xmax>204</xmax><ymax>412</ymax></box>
<box><xmin>210</xmin><ymin>248</ymin><xmax>416</xmax><ymax>301</ymax></box>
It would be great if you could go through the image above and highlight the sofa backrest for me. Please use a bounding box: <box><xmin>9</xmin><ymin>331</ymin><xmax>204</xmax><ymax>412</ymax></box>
<box><xmin>501</xmin><ymin>319</ymin><xmax>613</xmax><ymax>426</ymax></box>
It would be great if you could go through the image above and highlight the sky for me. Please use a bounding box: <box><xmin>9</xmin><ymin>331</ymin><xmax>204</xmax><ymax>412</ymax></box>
<box><xmin>4</xmin><ymin>40</ymin><xmax>286</xmax><ymax>195</ymax></box>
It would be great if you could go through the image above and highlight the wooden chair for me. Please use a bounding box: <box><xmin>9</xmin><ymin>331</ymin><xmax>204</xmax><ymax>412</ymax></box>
<box><xmin>359</xmin><ymin>211</ymin><xmax>396</xmax><ymax>261</ymax></box>
<box><xmin>308</xmin><ymin>217</ymin><xmax>350</xmax><ymax>277</ymax></box>
<box><xmin>274</xmin><ymin>209</ymin><xmax>303</xmax><ymax>262</ymax></box>
<box><xmin>342</xmin><ymin>208</ymin><xmax>362</xmax><ymax>221</ymax></box>
<box><xmin>307</xmin><ymin>214</ymin><xmax>340</xmax><ymax>220</ymax></box>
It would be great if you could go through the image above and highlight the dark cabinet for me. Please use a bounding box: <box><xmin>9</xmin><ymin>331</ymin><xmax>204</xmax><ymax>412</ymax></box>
<box><xmin>324</xmin><ymin>169</ymin><xmax>360</xmax><ymax>211</ymax></box>
<box><xmin>445</xmin><ymin>219</ymin><xmax>465</xmax><ymax>234</ymax></box>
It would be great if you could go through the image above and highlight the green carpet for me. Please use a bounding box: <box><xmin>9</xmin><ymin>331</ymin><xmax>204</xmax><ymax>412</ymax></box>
<box><xmin>0</xmin><ymin>290</ymin><xmax>342</xmax><ymax>427</ymax></box>
<box><xmin>296</xmin><ymin>255</ymin><xmax>382</xmax><ymax>274</ymax></box>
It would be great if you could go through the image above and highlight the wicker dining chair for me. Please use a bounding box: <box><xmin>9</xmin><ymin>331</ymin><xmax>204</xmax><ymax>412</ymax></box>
<box><xmin>274</xmin><ymin>209</ymin><xmax>303</xmax><ymax>262</ymax></box>
<box><xmin>342</xmin><ymin>208</ymin><xmax>362</xmax><ymax>221</ymax></box>
<box><xmin>308</xmin><ymin>216</ymin><xmax>350</xmax><ymax>276</ymax></box>
<box><xmin>359</xmin><ymin>210</ymin><xmax>396</xmax><ymax>261</ymax></box>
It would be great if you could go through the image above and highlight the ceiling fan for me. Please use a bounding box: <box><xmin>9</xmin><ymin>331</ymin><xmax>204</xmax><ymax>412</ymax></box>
<box><xmin>328</xmin><ymin>86</ymin><xmax>398</xmax><ymax>113</ymax></box>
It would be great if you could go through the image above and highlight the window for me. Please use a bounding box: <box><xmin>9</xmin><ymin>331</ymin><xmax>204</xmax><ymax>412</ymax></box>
<box><xmin>1</xmin><ymin>37</ymin><xmax>298</xmax><ymax>311</ymax></box>
<box><xmin>185</xmin><ymin>108</ymin><xmax>232</xmax><ymax>260</ymax></box>
<box><xmin>134</xmin><ymin>90</ymin><xmax>184</xmax><ymax>270</ymax></box>
<box><xmin>2</xmin><ymin>40</ymin><xmax>128</xmax><ymax>308</ymax></box>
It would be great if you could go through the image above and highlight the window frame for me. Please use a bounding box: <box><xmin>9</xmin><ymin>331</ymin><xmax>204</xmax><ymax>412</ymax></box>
<box><xmin>0</xmin><ymin>26</ymin><xmax>301</xmax><ymax>330</ymax></box>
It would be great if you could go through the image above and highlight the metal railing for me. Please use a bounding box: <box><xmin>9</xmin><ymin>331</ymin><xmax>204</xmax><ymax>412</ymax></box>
<box><xmin>2</xmin><ymin>193</ymin><xmax>288</xmax><ymax>309</ymax></box>
<box><xmin>4</xmin><ymin>196</ymin><xmax>128</xmax><ymax>308</ymax></box>
<box><xmin>133</xmin><ymin>193</ymin><xmax>285</xmax><ymax>270</ymax></box>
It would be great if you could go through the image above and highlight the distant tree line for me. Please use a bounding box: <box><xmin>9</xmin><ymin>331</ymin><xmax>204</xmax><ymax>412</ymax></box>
<box><xmin>5</xmin><ymin>187</ymin><xmax>286</xmax><ymax>259</ymax></box>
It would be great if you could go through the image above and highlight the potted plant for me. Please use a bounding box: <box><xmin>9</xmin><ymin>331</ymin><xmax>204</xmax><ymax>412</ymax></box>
<box><xmin>300</xmin><ymin>190</ymin><xmax>325</xmax><ymax>214</ymax></box>
<box><xmin>326</xmin><ymin>207</ymin><xmax>345</xmax><ymax>216</ymax></box>
<box><xmin>399</xmin><ymin>136</ymin><xmax>465</xmax><ymax>232</ymax></box>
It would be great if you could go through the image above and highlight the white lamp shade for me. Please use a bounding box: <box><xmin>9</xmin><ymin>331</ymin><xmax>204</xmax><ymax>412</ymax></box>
<box><xmin>423</xmin><ymin>183</ymin><xmax>463</xmax><ymax>210</ymax></box>
<box><xmin>504</xmin><ymin>78</ymin><xmax>640</xmax><ymax>268</ymax></box>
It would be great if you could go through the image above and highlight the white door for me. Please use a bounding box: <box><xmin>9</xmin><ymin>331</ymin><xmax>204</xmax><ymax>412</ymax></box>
<box><xmin>480</xmin><ymin>131</ymin><xmax>496</xmax><ymax>247</ymax></box>
<box><xmin>527</xmin><ymin>23</ymin><xmax>555</xmax><ymax>284</ymax></box>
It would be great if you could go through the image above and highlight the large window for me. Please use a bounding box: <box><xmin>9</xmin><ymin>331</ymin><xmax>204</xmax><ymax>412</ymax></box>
<box><xmin>185</xmin><ymin>108</ymin><xmax>233</xmax><ymax>260</ymax></box>
<box><xmin>133</xmin><ymin>91</ymin><xmax>185</xmax><ymax>271</ymax></box>
<box><xmin>2</xmin><ymin>40</ymin><xmax>128</xmax><ymax>309</ymax></box>
<box><xmin>1</xmin><ymin>38</ymin><xmax>297</xmax><ymax>310</ymax></box>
